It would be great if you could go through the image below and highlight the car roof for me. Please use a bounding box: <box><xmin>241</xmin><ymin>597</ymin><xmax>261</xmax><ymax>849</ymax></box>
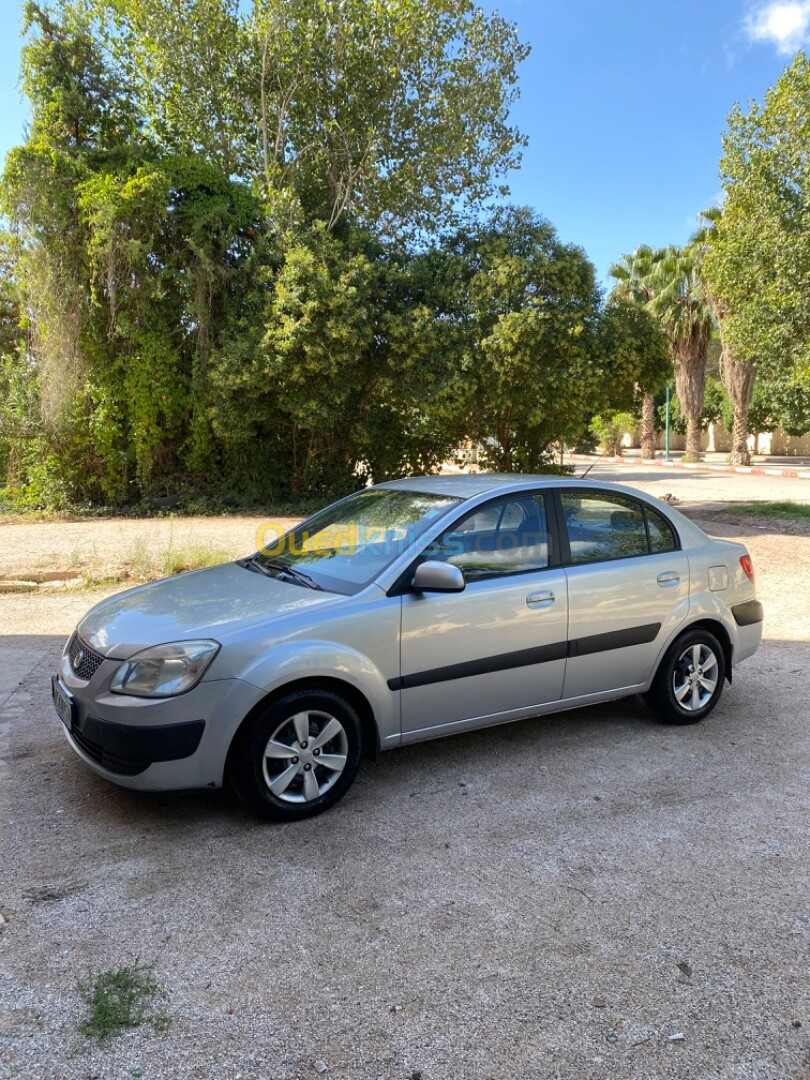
<box><xmin>376</xmin><ymin>473</ymin><xmax>640</xmax><ymax>500</ymax></box>
<box><xmin>372</xmin><ymin>472</ymin><xmax>712</xmax><ymax>559</ymax></box>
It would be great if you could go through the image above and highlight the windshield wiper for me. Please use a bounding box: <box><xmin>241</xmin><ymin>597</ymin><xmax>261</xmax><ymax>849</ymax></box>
<box><xmin>243</xmin><ymin>556</ymin><xmax>324</xmax><ymax>591</ymax></box>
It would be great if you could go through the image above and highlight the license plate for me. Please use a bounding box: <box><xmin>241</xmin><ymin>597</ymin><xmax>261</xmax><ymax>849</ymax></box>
<box><xmin>52</xmin><ymin>677</ymin><xmax>74</xmax><ymax>730</ymax></box>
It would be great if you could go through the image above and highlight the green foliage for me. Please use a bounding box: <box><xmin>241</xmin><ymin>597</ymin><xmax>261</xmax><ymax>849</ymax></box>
<box><xmin>610</xmin><ymin>241</ymin><xmax>714</xmax><ymax>458</ymax></box>
<box><xmin>77</xmin><ymin>963</ymin><xmax>168</xmax><ymax>1040</ymax></box>
<box><xmin>90</xmin><ymin>0</ymin><xmax>529</xmax><ymax>232</ymax></box>
<box><xmin>0</xmin><ymin>1</ymin><xmax>660</xmax><ymax>509</ymax></box>
<box><xmin>724</xmin><ymin>501</ymin><xmax>810</xmax><ymax>522</ymax></box>
<box><xmin>434</xmin><ymin>208</ymin><xmax>603</xmax><ymax>471</ymax></box>
<box><xmin>590</xmin><ymin>412</ymin><xmax>635</xmax><ymax>456</ymax></box>
<box><xmin>703</xmin><ymin>53</ymin><xmax>810</xmax><ymax>388</ymax></box>
<box><xmin>596</xmin><ymin>297</ymin><xmax>671</xmax><ymax>402</ymax></box>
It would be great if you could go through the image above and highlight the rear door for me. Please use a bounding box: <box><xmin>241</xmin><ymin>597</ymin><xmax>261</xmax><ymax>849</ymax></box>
<box><xmin>556</xmin><ymin>488</ymin><xmax>689</xmax><ymax>698</ymax></box>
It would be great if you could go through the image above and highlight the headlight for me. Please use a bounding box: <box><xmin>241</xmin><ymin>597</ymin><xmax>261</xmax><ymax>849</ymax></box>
<box><xmin>110</xmin><ymin>640</ymin><xmax>220</xmax><ymax>698</ymax></box>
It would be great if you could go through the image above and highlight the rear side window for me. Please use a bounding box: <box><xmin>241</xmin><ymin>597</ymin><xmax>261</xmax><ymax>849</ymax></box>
<box><xmin>646</xmin><ymin>506</ymin><xmax>677</xmax><ymax>553</ymax></box>
<box><xmin>560</xmin><ymin>492</ymin><xmax>679</xmax><ymax>563</ymax></box>
<box><xmin>561</xmin><ymin>493</ymin><xmax>648</xmax><ymax>563</ymax></box>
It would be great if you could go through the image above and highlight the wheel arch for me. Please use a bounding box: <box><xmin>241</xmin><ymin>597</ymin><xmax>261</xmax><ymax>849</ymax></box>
<box><xmin>224</xmin><ymin>676</ymin><xmax>381</xmax><ymax>782</ymax></box>
<box><xmin>678</xmin><ymin>618</ymin><xmax>733</xmax><ymax>684</ymax></box>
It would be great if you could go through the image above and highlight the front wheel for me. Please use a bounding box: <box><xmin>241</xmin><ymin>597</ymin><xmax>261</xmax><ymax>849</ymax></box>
<box><xmin>231</xmin><ymin>689</ymin><xmax>364</xmax><ymax>821</ymax></box>
<box><xmin>644</xmin><ymin>628</ymin><xmax>726</xmax><ymax>725</ymax></box>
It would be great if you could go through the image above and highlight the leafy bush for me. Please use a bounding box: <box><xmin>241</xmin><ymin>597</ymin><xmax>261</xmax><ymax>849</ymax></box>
<box><xmin>590</xmin><ymin>412</ymin><xmax>635</xmax><ymax>456</ymax></box>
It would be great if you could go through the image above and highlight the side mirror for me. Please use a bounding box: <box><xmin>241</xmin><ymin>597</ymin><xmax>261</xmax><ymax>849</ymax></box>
<box><xmin>410</xmin><ymin>560</ymin><xmax>465</xmax><ymax>593</ymax></box>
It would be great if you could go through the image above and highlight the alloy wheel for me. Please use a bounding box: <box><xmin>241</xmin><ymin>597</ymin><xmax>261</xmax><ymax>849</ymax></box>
<box><xmin>672</xmin><ymin>642</ymin><xmax>719</xmax><ymax>712</ymax></box>
<box><xmin>261</xmin><ymin>710</ymin><xmax>349</xmax><ymax>803</ymax></box>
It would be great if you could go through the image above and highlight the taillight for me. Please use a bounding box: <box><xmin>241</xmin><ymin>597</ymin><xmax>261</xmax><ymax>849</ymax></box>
<box><xmin>740</xmin><ymin>554</ymin><xmax>755</xmax><ymax>582</ymax></box>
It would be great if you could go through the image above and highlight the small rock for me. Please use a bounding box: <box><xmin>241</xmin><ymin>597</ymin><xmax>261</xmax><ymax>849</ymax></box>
<box><xmin>0</xmin><ymin>914</ymin><xmax>6</xmax><ymax>928</ymax></box>
<box><xmin>668</xmin><ymin>1032</ymin><xmax>685</xmax><ymax>1042</ymax></box>
<box><xmin>411</xmin><ymin>1072</ymin><xmax>422</xmax><ymax>1080</ymax></box>
<box><xmin>314</xmin><ymin>1061</ymin><xmax>328</xmax><ymax>1075</ymax></box>
<box><xmin>592</xmin><ymin>997</ymin><xmax>607</xmax><ymax>1008</ymax></box>
<box><xmin>605</xmin><ymin>1032</ymin><xmax>619</xmax><ymax>1044</ymax></box>
<box><xmin>791</xmin><ymin>1019</ymin><xmax>802</xmax><ymax>1028</ymax></box>
<box><xmin>677</xmin><ymin>961</ymin><xmax>692</xmax><ymax>978</ymax></box>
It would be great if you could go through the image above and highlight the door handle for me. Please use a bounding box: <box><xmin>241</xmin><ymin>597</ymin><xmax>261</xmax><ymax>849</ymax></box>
<box><xmin>526</xmin><ymin>590</ymin><xmax>555</xmax><ymax>608</ymax></box>
<box><xmin>657</xmin><ymin>571</ymin><xmax>680</xmax><ymax>587</ymax></box>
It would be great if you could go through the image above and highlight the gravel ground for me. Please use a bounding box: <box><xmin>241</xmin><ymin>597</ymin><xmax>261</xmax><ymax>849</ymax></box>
<box><xmin>1</xmin><ymin>473</ymin><xmax>809</xmax><ymax>1079</ymax></box>
<box><xmin>0</xmin><ymin>515</ymin><xmax>298</xmax><ymax>582</ymax></box>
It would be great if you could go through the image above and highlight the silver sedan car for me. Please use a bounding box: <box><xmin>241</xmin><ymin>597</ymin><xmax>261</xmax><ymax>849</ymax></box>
<box><xmin>53</xmin><ymin>475</ymin><xmax>763</xmax><ymax>820</ymax></box>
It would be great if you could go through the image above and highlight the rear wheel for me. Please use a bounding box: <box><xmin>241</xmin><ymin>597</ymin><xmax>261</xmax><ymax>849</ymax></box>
<box><xmin>644</xmin><ymin>628</ymin><xmax>726</xmax><ymax>725</ymax></box>
<box><xmin>231</xmin><ymin>689</ymin><xmax>364</xmax><ymax>821</ymax></box>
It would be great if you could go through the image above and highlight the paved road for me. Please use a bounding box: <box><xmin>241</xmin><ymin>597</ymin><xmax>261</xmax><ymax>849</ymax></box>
<box><xmin>575</xmin><ymin>460</ymin><xmax>810</xmax><ymax>506</ymax></box>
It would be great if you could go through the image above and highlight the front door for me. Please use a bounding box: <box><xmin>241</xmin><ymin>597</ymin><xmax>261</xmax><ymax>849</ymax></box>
<box><xmin>398</xmin><ymin>493</ymin><xmax>569</xmax><ymax>740</ymax></box>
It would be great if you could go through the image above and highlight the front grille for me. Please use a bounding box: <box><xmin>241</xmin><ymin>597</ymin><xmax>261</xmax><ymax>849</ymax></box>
<box><xmin>67</xmin><ymin>632</ymin><xmax>106</xmax><ymax>681</ymax></box>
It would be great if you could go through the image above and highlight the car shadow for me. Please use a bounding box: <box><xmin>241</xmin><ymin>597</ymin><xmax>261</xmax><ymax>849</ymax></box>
<box><xmin>4</xmin><ymin>632</ymin><xmax>805</xmax><ymax>839</ymax></box>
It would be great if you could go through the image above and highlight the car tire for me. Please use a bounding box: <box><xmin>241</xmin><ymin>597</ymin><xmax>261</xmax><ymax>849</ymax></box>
<box><xmin>644</xmin><ymin>628</ymin><xmax>726</xmax><ymax>726</ymax></box>
<box><xmin>231</xmin><ymin>689</ymin><xmax>364</xmax><ymax>821</ymax></box>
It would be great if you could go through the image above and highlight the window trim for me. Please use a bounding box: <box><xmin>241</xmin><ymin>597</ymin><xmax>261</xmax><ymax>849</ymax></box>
<box><xmin>553</xmin><ymin>488</ymin><xmax>681</xmax><ymax>567</ymax></box>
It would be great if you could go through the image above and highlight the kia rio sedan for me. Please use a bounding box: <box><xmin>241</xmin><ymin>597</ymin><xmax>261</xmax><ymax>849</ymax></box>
<box><xmin>53</xmin><ymin>476</ymin><xmax>763</xmax><ymax>820</ymax></box>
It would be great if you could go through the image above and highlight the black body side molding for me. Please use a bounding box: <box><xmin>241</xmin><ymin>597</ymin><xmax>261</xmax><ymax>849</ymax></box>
<box><xmin>388</xmin><ymin>622</ymin><xmax>661</xmax><ymax>692</ymax></box>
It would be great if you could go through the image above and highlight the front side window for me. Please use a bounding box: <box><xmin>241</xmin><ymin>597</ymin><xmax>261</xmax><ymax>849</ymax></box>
<box><xmin>425</xmin><ymin>495</ymin><xmax>550</xmax><ymax>580</ymax></box>
<box><xmin>561</xmin><ymin>492</ymin><xmax>649</xmax><ymax>563</ymax></box>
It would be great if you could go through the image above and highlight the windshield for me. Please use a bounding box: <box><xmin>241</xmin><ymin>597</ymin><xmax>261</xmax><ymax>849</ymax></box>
<box><xmin>253</xmin><ymin>488</ymin><xmax>462</xmax><ymax>594</ymax></box>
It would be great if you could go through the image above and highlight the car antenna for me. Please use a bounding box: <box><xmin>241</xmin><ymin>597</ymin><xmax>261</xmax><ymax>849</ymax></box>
<box><xmin>577</xmin><ymin>443</ymin><xmax>610</xmax><ymax>480</ymax></box>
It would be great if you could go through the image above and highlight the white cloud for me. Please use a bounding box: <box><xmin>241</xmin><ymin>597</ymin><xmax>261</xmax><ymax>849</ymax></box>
<box><xmin>745</xmin><ymin>1</ymin><xmax>810</xmax><ymax>54</ymax></box>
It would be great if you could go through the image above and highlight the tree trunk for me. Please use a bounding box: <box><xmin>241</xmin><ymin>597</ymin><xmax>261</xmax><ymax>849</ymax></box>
<box><xmin>641</xmin><ymin>393</ymin><xmax>656</xmax><ymax>459</ymax></box>
<box><xmin>674</xmin><ymin>332</ymin><xmax>707</xmax><ymax>461</ymax></box>
<box><xmin>720</xmin><ymin>345</ymin><xmax>755</xmax><ymax>466</ymax></box>
<box><xmin>685</xmin><ymin>415</ymin><xmax>702</xmax><ymax>459</ymax></box>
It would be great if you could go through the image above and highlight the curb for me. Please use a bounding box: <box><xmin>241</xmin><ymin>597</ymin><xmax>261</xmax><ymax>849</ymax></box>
<box><xmin>566</xmin><ymin>454</ymin><xmax>810</xmax><ymax>480</ymax></box>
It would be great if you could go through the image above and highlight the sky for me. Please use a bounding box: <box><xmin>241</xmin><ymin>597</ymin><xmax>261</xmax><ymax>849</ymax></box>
<box><xmin>0</xmin><ymin>0</ymin><xmax>807</xmax><ymax>287</ymax></box>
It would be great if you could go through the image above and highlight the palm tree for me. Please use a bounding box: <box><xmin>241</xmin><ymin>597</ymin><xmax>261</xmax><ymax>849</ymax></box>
<box><xmin>608</xmin><ymin>246</ymin><xmax>667</xmax><ymax>459</ymax></box>
<box><xmin>698</xmin><ymin>207</ymin><xmax>756</xmax><ymax>466</ymax></box>
<box><xmin>644</xmin><ymin>244</ymin><xmax>714</xmax><ymax>461</ymax></box>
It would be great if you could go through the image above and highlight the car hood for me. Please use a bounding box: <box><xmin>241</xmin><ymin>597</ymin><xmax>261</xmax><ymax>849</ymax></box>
<box><xmin>77</xmin><ymin>562</ymin><xmax>340</xmax><ymax>659</ymax></box>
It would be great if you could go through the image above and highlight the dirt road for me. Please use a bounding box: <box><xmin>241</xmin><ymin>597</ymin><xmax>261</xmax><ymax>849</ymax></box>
<box><xmin>1</xmin><ymin>480</ymin><xmax>809</xmax><ymax>1079</ymax></box>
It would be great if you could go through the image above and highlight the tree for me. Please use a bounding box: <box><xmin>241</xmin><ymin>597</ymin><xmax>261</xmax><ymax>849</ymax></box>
<box><xmin>697</xmin><ymin>207</ymin><xmax>756</xmax><ymax>464</ymax></box>
<box><xmin>2</xmin><ymin>0</ymin><xmax>534</xmax><ymax>507</ymax></box>
<box><xmin>645</xmin><ymin>244</ymin><xmax>714</xmax><ymax>460</ymax></box>
<box><xmin>208</xmin><ymin>224</ymin><xmax>471</xmax><ymax>497</ymax></box>
<box><xmin>88</xmin><ymin>0</ymin><xmax>530</xmax><ymax>232</ymax></box>
<box><xmin>428</xmin><ymin>210</ymin><xmax>663</xmax><ymax>472</ymax></box>
<box><xmin>432</xmin><ymin>209</ymin><xmax>602</xmax><ymax>472</ymax></box>
<box><xmin>608</xmin><ymin>247</ymin><xmax>672</xmax><ymax>458</ymax></box>
<box><xmin>703</xmin><ymin>53</ymin><xmax>810</xmax><ymax>404</ymax></box>
<box><xmin>2</xmin><ymin>2</ymin><xmax>268</xmax><ymax>503</ymax></box>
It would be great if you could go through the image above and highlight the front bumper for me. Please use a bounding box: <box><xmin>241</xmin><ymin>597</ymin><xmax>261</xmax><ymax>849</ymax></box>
<box><xmin>53</xmin><ymin>677</ymin><xmax>204</xmax><ymax>776</ymax></box>
<box><xmin>54</xmin><ymin>648</ymin><xmax>263</xmax><ymax>791</ymax></box>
